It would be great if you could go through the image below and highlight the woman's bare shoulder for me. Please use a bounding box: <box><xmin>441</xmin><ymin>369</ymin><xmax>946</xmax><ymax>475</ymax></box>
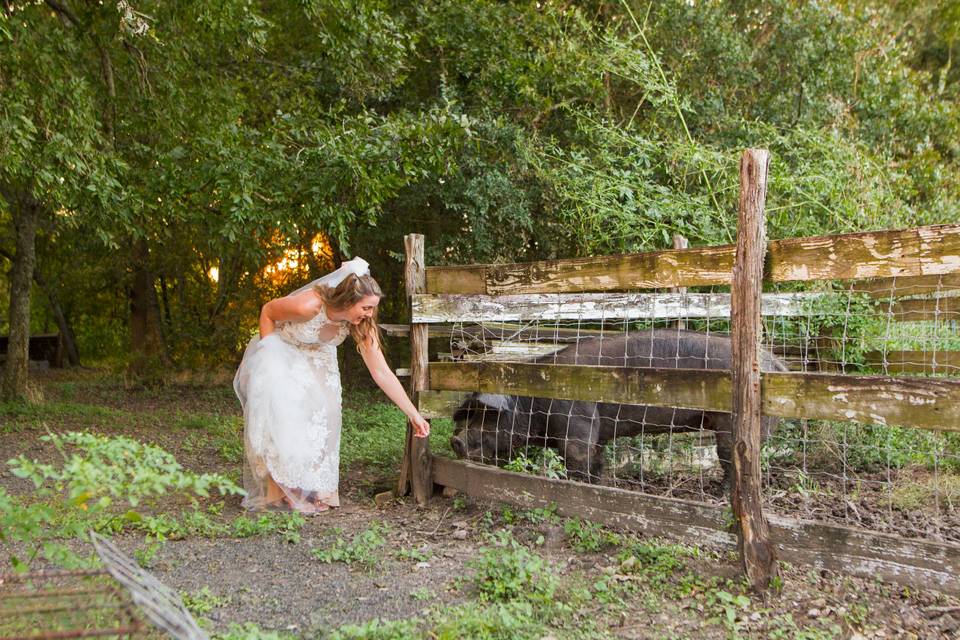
<box><xmin>266</xmin><ymin>289</ymin><xmax>323</xmax><ymax>321</ymax></box>
<box><xmin>288</xmin><ymin>289</ymin><xmax>324</xmax><ymax>316</ymax></box>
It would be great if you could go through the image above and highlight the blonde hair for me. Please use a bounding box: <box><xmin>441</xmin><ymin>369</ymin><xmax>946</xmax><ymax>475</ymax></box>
<box><xmin>314</xmin><ymin>273</ymin><xmax>384</xmax><ymax>352</ymax></box>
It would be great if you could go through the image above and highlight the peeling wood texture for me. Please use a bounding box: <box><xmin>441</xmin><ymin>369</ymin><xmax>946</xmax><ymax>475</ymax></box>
<box><xmin>426</xmin><ymin>247</ymin><xmax>735</xmax><ymax>295</ymax></box>
<box><xmin>424</xmin><ymin>224</ymin><xmax>960</xmax><ymax>295</ymax></box>
<box><xmin>431</xmin><ymin>457</ymin><xmax>960</xmax><ymax>595</ymax></box>
<box><xmin>729</xmin><ymin>148</ymin><xmax>777</xmax><ymax>591</ymax></box>
<box><xmin>411</xmin><ymin>291</ymin><xmax>958</xmax><ymax>324</ymax></box>
<box><xmin>762</xmin><ymin>372</ymin><xmax>960</xmax><ymax>431</ymax></box>
<box><xmin>769</xmin><ymin>224</ymin><xmax>960</xmax><ymax>283</ymax></box>
<box><xmin>412</xmin><ymin>292</ymin><xmax>821</xmax><ymax>323</ymax></box>
<box><xmin>427</xmin><ymin>362</ymin><xmax>960</xmax><ymax>432</ymax></box>
<box><xmin>672</xmin><ymin>234</ymin><xmax>690</xmax><ymax>330</ymax></box>
<box><xmin>864</xmin><ymin>350</ymin><xmax>960</xmax><ymax>374</ymax></box>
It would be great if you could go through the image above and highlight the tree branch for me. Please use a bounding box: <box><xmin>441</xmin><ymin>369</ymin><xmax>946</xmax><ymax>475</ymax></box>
<box><xmin>44</xmin><ymin>0</ymin><xmax>81</xmax><ymax>29</ymax></box>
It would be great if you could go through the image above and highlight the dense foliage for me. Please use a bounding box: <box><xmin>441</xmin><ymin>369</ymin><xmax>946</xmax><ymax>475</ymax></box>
<box><xmin>2</xmin><ymin>0</ymin><xmax>959</xmax><ymax>370</ymax></box>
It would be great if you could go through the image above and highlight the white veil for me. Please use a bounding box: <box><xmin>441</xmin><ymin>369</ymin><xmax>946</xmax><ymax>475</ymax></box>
<box><xmin>286</xmin><ymin>256</ymin><xmax>370</xmax><ymax>298</ymax></box>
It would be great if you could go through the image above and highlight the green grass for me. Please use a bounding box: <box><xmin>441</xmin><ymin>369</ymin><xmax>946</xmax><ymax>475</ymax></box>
<box><xmin>340</xmin><ymin>390</ymin><xmax>455</xmax><ymax>473</ymax></box>
<box><xmin>764</xmin><ymin>419</ymin><xmax>960</xmax><ymax>474</ymax></box>
<box><xmin>0</xmin><ymin>400</ymin><xmax>125</xmax><ymax>431</ymax></box>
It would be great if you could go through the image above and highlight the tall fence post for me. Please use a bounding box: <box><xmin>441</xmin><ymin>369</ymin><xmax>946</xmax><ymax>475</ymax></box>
<box><xmin>400</xmin><ymin>233</ymin><xmax>433</xmax><ymax>506</ymax></box>
<box><xmin>730</xmin><ymin>148</ymin><xmax>778</xmax><ymax>591</ymax></box>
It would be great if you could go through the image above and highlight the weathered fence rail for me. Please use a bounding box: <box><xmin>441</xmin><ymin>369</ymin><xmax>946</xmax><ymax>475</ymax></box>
<box><xmin>426</xmin><ymin>224</ymin><xmax>960</xmax><ymax>294</ymax></box>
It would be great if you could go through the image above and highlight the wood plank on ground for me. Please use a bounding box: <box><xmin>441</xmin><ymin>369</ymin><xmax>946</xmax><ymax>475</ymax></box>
<box><xmin>432</xmin><ymin>456</ymin><xmax>960</xmax><ymax>595</ymax></box>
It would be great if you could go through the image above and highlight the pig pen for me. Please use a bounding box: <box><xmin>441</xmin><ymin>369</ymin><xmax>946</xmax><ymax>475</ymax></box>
<box><xmin>391</xmin><ymin>151</ymin><xmax>960</xmax><ymax>595</ymax></box>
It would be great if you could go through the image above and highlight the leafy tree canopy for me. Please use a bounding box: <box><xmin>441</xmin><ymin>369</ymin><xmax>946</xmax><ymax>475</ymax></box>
<box><xmin>1</xmin><ymin>0</ymin><xmax>957</xmax><ymax>365</ymax></box>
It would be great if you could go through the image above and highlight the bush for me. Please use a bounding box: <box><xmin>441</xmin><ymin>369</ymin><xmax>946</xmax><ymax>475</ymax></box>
<box><xmin>1</xmin><ymin>432</ymin><xmax>242</xmax><ymax>571</ymax></box>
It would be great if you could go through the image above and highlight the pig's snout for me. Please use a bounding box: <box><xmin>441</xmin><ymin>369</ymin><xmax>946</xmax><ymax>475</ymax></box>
<box><xmin>450</xmin><ymin>435</ymin><xmax>467</xmax><ymax>458</ymax></box>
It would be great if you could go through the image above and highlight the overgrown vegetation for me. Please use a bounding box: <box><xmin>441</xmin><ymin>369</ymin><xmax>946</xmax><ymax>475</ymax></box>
<box><xmin>1</xmin><ymin>432</ymin><xmax>242</xmax><ymax>570</ymax></box>
<box><xmin>4</xmin><ymin>0</ymin><xmax>960</xmax><ymax>377</ymax></box>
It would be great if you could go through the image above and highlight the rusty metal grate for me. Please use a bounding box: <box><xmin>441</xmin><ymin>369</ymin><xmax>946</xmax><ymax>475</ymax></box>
<box><xmin>0</xmin><ymin>534</ymin><xmax>206</xmax><ymax>640</ymax></box>
<box><xmin>0</xmin><ymin>568</ymin><xmax>147</xmax><ymax>640</ymax></box>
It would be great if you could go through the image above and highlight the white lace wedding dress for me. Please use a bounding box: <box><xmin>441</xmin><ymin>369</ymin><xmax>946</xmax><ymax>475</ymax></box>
<box><xmin>233</xmin><ymin>305</ymin><xmax>350</xmax><ymax>513</ymax></box>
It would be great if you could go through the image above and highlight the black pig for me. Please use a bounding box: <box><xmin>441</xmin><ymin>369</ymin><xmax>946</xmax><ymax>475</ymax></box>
<box><xmin>450</xmin><ymin>330</ymin><xmax>788</xmax><ymax>484</ymax></box>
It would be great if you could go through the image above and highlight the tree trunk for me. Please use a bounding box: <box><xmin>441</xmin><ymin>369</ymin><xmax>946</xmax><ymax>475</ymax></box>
<box><xmin>128</xmin><ymin>238</ymin><xmax>168</xmax><ymax>373</ymax></box>
<box><xmin>3</xmin><ymin>196</ymin><xmax>41</xmax><ymax>400</ymax></box>
<box><xmin>0</xmin><ymin>230</ymin><xmax>80</xmax><ymax>367</ymax></box>
<box><xmin>35</xmin><ymin>268</ymin><xmax>80</xmax><ymax>366</ymax></box>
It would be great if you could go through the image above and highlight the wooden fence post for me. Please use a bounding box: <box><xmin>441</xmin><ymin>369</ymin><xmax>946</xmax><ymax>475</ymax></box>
<box><xmin>400</xmin><ymin>234</ymin><xmax>433</xmax><ymax>506</ymax></box>
<box><xmin>730</xmin><ymin>148</ymin><xmax>778</xmax><ymax>592</ymax></box>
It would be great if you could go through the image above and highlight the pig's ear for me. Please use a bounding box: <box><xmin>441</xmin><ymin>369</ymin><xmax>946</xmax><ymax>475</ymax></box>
<box><xmin>476</xmin><ymin>393</ymin><xmax>512</xmax><ymax>411</ymax></box>
<box><xmin>452</xmin><ymin>393</ymin><xmax>513</xmax><ymax>422</ymax></box>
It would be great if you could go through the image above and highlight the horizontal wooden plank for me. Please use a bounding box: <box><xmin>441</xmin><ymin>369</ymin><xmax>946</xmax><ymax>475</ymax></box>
<box><xmin>460</xmin><ymin>340</ymin><xmax>563</xmax><ymax>362</ymax></box>
<box><xmin>413</xmin><ymin>292</ymin><xmax>819</xmax><ymax>323</ymax></box>
<box><xmin>855</xmin><ymin>273</ymin><xmax>960</xmax><ymax>299</ymax></box>
<box><xmin>432</xmin><ymin>457</ymin><xmax>960</xmax><ymax>595</ymax></box>
<box><xmin>864</xmin><ymin>350</ymin><xmax>960</xmax><ymax>374</ymax></box>
<box><xmin>427</xmin><ymin>264</ymin><xmax>489</xmax><ymax>296</ymax></box>
<box><xmin>425</xmin><ymin>225</ymin><xmax>960</xmax><ymax>294</ymax></box>
<box><xmin>890</xmin><ymin>297</ymin><xmax>960</xmax><ymax>322</ymax></box>
<box><xmin>433</xmin><ymin>456</ymin><xmax>734</xmax><ymax>544</ymax></box>
<box><xmin>380</xmin><ymin>324</ymin><xmax>464</xmax><ymax>338</ymax></box>
<box><xmin>427</xmin><ymin>246</ymin><xmax>736</xmax><ymax>295</ymax></box>
<box><xmin>379</xmin><ymin>322</ymin><xmax>596</xmax><ymax>341</ymax></box>
<box><xmin>769</xmin><ymin>224</ymin><xmax>960</xmax><ymax>283</ymax></box>
<box><xmin>763</xmin><ymin>372</ymin><xmax>960</xmax><ymax>431</ymax></box>
<box><xmin>419</xmin><ymin>389</ymin><xmax>465</xmax><ymax>419</ymax></box>
<box><xmin>429</xmin><ymin>361</ymin><xmax>733</xmax><ymax>413</ymax></box>
<box><xmin>379</xmin><ymin>323</ymin><xmax>412</xmax><ymax>337</ymax></box>
<box><xmin>428</xmin><ymin>362</ymin><xmax>960</xmax><ymax>432</ymax></box>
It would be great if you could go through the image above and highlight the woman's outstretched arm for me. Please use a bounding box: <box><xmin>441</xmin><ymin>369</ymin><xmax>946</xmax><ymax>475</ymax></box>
<box><xmin>359</xmin><ymin>338</ymin><xmax>430</xmax><ymax>438</ymax></box>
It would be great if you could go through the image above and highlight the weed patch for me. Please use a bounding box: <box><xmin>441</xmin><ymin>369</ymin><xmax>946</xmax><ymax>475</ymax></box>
<box><xmin>312</xmin><ymin>523</ymin><xmax>388</xmax><ymax>568</ymax></box>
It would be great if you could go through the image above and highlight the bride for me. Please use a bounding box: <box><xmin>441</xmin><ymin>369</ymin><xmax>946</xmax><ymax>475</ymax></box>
<box><xmin>233</xmin><ymin>257</ymin><xmax>430</xmax><ymax>514</ymax></box>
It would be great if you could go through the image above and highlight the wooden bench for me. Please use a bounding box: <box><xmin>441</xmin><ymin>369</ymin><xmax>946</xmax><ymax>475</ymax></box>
<box><xmin>0</xmin><ymin>333</ymin><xmax>64</xmax><ymax>368</ymax></box>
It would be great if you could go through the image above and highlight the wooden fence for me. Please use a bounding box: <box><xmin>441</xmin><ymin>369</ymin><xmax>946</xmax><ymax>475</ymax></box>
<box><xmin>393</xmin><ymin>149</ymin><xmax>960</xmax><ymax>595</ymax></box>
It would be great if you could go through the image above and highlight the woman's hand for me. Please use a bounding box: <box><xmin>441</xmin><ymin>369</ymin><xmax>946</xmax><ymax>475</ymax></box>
<box><xmin>410</xmin><ymin>412</ymin><xmax>430</xmax><ymax>438</ymax></box>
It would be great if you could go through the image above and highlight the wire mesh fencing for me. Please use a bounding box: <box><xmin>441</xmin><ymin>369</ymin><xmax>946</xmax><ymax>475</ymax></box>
<box><xmin>439</xmin><ymin>275</ymin><xmax>959</xmax><ymax>541</ymax></box>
